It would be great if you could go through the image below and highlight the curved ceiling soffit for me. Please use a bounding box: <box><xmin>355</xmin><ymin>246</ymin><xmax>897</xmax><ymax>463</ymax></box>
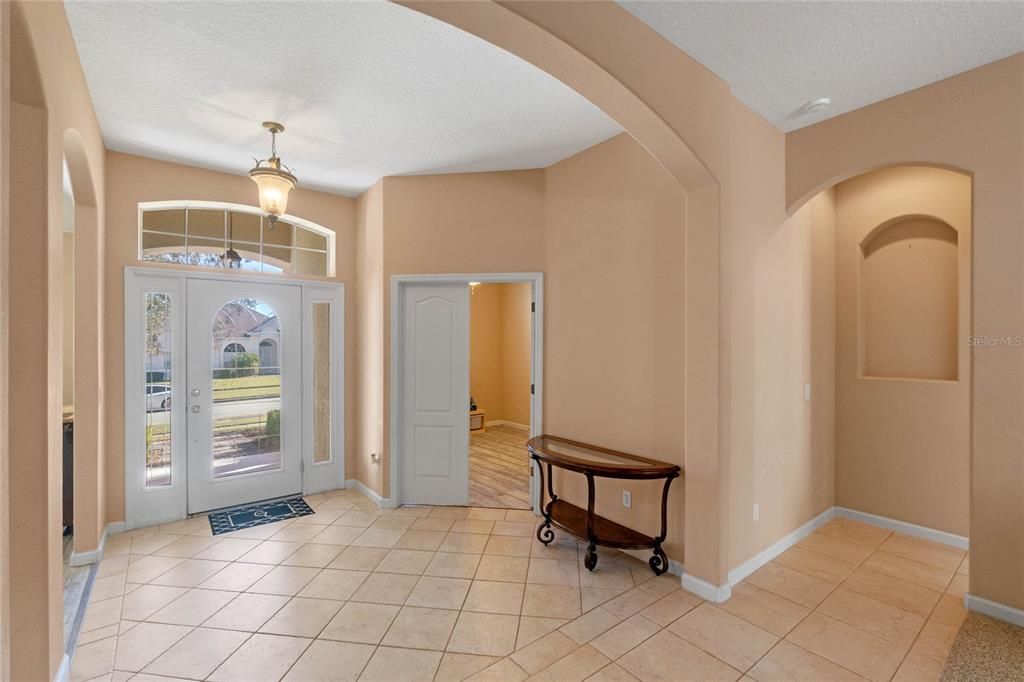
<box><xmin>394</xmin><ymin>0</ymin><xmax>716</xmax><ymax>192</ymax></box>
<box><xmin>785</xmin><ymin>161</ymin><xmax>974</xmax><ymax>216</ymax></box>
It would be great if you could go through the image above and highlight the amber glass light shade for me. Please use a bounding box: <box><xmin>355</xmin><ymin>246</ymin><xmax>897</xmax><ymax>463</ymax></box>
<box><xmin>250</xmin><ymin>162</ymin><xmax>296</xmax><ymax>219</ymax></box>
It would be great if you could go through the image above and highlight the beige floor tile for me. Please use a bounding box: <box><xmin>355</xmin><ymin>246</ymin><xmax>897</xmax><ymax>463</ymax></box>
<box><xmin>639</xmin><ymin>589</ymin><xmax>704</xmax><ymax>627</ymax></box>
<box><xmin>532</xmin><ymin>537</ymin><xmax>579</xmax><ymax>563</ymax></box>
<box><xmin>111</xmin><ymin>622</ymin><xmax>191</xmax><ymax>672</ymax></box>
<box><xmin>799</xmin><ymin>533</ymin><xmax>876</xmax><ymax>565</ymax></box>
<box><xmin>861</xmin><ymin>552</ymin><xmax>954</xmax><ymax>592</ymax></box>
<box><xmin>670</xmin><ymin>603</ymin><xmax>779</xmax><ymax>670</ymax></box>
<box><xmin>297</xmin><ymin>568</ymin><xmax>369</xmax><ymax>600</ymax></box>
<box><xmin>126</xmin><ymin>555</ymin><xmax>184</xmax><ymax>584</ymax></box>
<box><xmin>130</xmin><ymin>533</ymin><xmax>182</xmax><ymax>556</ymax></box>
<box><xmin>431</xmin><ymin>507</ymin><xmax>472</xmax><ymax>519</ymax></box>
<box><xmin>270</xmin><ymin>520</ymin><xmax>325</xmax><ymax>540</ymax></box>
<box><xmin>910</xmin><ymin>599</ymin><xmax>964</xmax><ymax>663</ymax></box>
<box><xmin>944</xmin><ymin>573</ymin><xmax>968</xmax><ymax>600</ymax></box>
<box><xmin>310</xmin><ymin>525</ymin><xmax>365</xmax><ymax>545</ymax></box>
<box><xmin>879</xmin><ymin>535</ymin><xmax>965</xmax><ymax>572</ymax></box>
<box><xmin>786</xmin><ymin>612</ymin><xmax>907</xmax><ymax>682</ymax></box>
<box><xmin>452</xmin><ymin>519</ymin><xmax>497</xmax><ymax>535</ymax></box>
<box><xmin>448</xmin><ymin>611</ymin><xmax>521</xmax><ymax>656</ymax></box>
<box><xmin>259</xmin><ymin>596</ymin><xmax>343</xmax><ymax>637</ymax></box>
<box><xmin>746</xmin><ymin>562</ymin><xmax>835</xmax><ymax>609</ymax></box>
<box><xmin>291</xmin><ymin>508</ymin><xmax>347</xmax><ymax>525</ymax></box>
<box><xmin>492</xmin><ymin>521</ymin><xmax>534</xmax><ymax>537</ymax></box>
<box><xmin>476</xmin><ymin>556</ymin><xmax>529</xmax><ymax>582</ymax></box>
<box><xmin>329</xmin><ymin>546</ymin><xmax>389</xmax><ymax>571</ymax></box>
<box><xmin>320</xmin><ymin>601</ymin><xmax>400</xmax><ymax>644</ymax></box>
<box><xmin>209</xmin><ymin>632</ymin><xmax>311</xmax><ymax>682</ymax></box>
<box><xmin>143</xmin><ymin>627</ymin><xmax>250</xmax><ymax>680</ymax></box>
<box><xmin>600</xmin><ymin>586</ymin><xmax>663</xmax><ymax>620</ymax></box>
<box><xmin>466</xmin><ymin>508</ymin><xmax>507</xmax><ymax>521</ymax></box>
<box><xmin>203</xmin><ymin>592</ymin><xmax>289</xmax><ymax>631</ymax></box>
<box><xmin>96</xmin><ymin>555</ymin><xmax>131</xmax><ymax>579</ymax></box>
<box><xmin>280</xmin><ymin>542</ymin><xmax>344</xmax><ymax>568</ymax></box>
<box><xmin>350</xmin><ymin>571</ymin><xmax>420</xmax><ymax>605</ymax></box>
<box><xmin>360</xmin><ymin>646</ymin><xmax>443</xmax><ymax>682</ymax></box>
<box><xmin>579</xmin><ymin>561</ymin><xmax>636</xmax><ymax>591</ymax></box>
<box><xmin>391</xmin><ymin>504</ymin><xmax>433</xmax><ymax>517</ymax></box>
<box><xmin>82</xmin><ymin>596</ymin><xmax>122</xmax><ymax>633</ymax></box>
<box><xmin>530</xmin><ymin>644</ymin><xmax>611</xmax><ymax>682</ymax></box>
<box><xmin>715</xmin><ymin>583</ymin><xmax>807</xmax><ymax>637</ymax></box>
<box><xmin>282</xmin><ymin>640</ymin><xmax>375</xmax><ymax>682</ymax></box>
<box><xmin>130</xmin><ymin>673</ymin><xmax>196</xmax><ymax>682</ymax></box>
<box><xmin>335</xmin><ymin>510</ymin><xmax>383</xmax><ymax>527</ymax></box>
<box><xmin>893</xmin><ymin>652</ymin><xmax>944</xmax><ymax>682</ymax></box>
<box><xmin>78</xmin><ymin>624</ymin><xmax>120</xmax><ymax>646</ymax></box>
<box><xmin>464</xmin><ymin>580</ymin><xmax>525</xmax><ymax>615</ymax></box>
<box><xmin>817</xmin><ymin>587</ymin><xmax>925</xmax><ymax>647</ymax></box>
<box><xmin>582</xmin><ymin>587</ymin><xmax>626</xmax><ymax>613</ymax></box>
<box><xmin>407</xmin><ymin>576</ymin><xmax>473</xmax><ymax>609</ymax></box>
<box><xmin>371</xmin><ymin>514</ymin><xmax>418</xmax><ymax>530</ymax></box>
<box><xmin>587</xmin><ymin>662</ymin><xmax>640</xmax><ymax>682</ymax></box>
<box><xmin>351</xmin><ymin>527</ymin><xmax>406</xmax><ymax>548</ymax></box>
<box><xmin>69</xmin><ymin>635</ymin><xmax>116</xmax><ymax>682</ymax></box>
<box><xmin>194</xmin><ymin>538</ymin><xmax>263</xmax><ymax>562</ymax></box>
<box><xmin>413</xmin><ymin>516</ymin><xmax>458</xmax><ymax>532</ymax></box>
<box><xmin>484</xmin><ymin>536</ymin><xmax>532</xmax><ymax>558</ymax></box>
<box><xmin>378</xmin><ymin>548</ymin><xmax>435</xmax><ymax>575</ymax></box>
<box><xmin>510</xmin><ymin>631</ymin><xmax>578</xmax><ymax>674</ymax></box>
<box><xmin>466</xmin><ymin>657</ymin><xmax>528</xmax><ymax>681</ymax></box>
<box><xmin>396</xmin><ymin>530</ymin><xmax>449</xmax><ymax>551</ymax></box>
<box><xmin>222</xmin><ymin>523</ymin><xmax>289</xmax><ymax>541</ymax></box>
<box><xmin>929</xmin><ymin>593</ymin><xmax>967</xmax><ymax>628</ymax></box>
<box><xmin>441</xmin><ymin>532</ymin><xmax>491</xmax><ymax>554</ymax></box>
<box><xmin>121</xmin><ymin>585</ymin><xmax>189</xmax><ymax>621</ymax></box>
<box><xmin>199</xmin><ymin>561</ymin><xmax>273</xmax><ymax>592</ymax></box>
<box><xmin>150</xmin><ymin>559</ymin><xmax>230</xmax><ymax>587</ymax></box>
<box><xmin>426</xmin><ymin>551</ymin><xmax>483</xmax><ymax>579</ymax></box>
<box><xmin>527</xmin><ymin>559</ymin><xmax>580</xmax><ymax>587</ymax></box>
<box><xmin>248</xmin><ymin>565</ymin><xmax>322</xmax><ymax>596</ymax></box>
<box><xmin>618</xmin><ymin>630</ymin><xmax>740</xmax><ymax>682</ymax></box>
<box><xmin>840</xmin><ymin>567</ymin><xmax>942</xmax><ymax>617</ymax></box>
<box><xmin>957</xmin><ymin>556</ymin><xmax>969</xmax><ymax>575</ymax></box>
<box><xmin>382</xmin><ymin>606</ymin><xmax>460</xmax><ymax>650</ymax></box>
<box><xmin>591</xmin><ymin>613</ymin><xmax>663</xmax><ymax>661</ymax></box>
<box><xmin>522</xmin><ymin>584</ymin><xmax>582</xmax><ymax>619</ymax></box>
<box><xmin>152</xmin><ymin>535</ymin><xmax>221</xmax><ymax>559</ymax></box>
<box><xmin>148</xmin><ymin>588</ymin><xmax>237</xmax><ymax>626</ymax></box>
<box><xmin>517</xmin><ymin>616</ymin><xmax>569</xmax><ymax>649</ymax></box>
<box><xmin>238</xmin><ymin>540</ymin><xmax>305</xmax><ymax>565</ymax></box>
<box><xmin>816</xmin><ymin>519</ymin><xmax>891</xmax><ymax>549</ymax></box>
<box><xmin>747</xmin><ymin>640</ymin><xmax>864</xmax><ymax>681</ymax></box>
<box><xmin>435</xmin><ymin>652</ymin><xmax>500</xmax><ymax>682</ymax></box>
<box><xmin>560</xmin><ymin>607</ymin><xmax>623</xmax><ymax>645</ymax></box>
<box><xmin>774</xmin><ymin>547</ymin><xmax>855</xmax><ymax>584</ymax></box>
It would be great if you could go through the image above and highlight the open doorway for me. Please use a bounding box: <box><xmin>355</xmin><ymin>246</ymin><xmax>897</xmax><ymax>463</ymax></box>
<box><xmin>468</xmin><ymin>282</ymin><xmax>533</xmax><ymax>509</ymax></box>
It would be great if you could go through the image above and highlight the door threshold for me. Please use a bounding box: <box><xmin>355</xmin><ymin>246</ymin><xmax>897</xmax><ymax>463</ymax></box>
<box><xmin>190</xmin><ymin>491</ymin><xmax>304</xmax><ymax>518</ymax></box>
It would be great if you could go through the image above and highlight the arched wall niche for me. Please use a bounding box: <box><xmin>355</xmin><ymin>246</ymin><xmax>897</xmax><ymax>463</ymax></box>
<box><xmin>859</xmin><ymin>214</ymin><xmax>959</xmax><ymax>381</ymax></box>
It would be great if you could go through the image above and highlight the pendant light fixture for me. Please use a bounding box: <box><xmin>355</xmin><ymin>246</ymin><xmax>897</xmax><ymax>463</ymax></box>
<box><xmin>223</xmin><ymin>215</ymin><xmax>242</xmax><ymax>269</ymax></box>
<box><xmin>249</xmin><ymin>121</ymin><xmax>297</xmax><ymax>227</ymax></box>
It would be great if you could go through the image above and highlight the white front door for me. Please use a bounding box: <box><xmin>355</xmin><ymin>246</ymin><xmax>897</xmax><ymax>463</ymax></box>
<box><xmin>401</xmin><ymin>284</ymin><xmax>470</xmax><ymax>505</ymax></box>
<box><xmin>186</xmin><ymin>279</ymin><xmax>302</xmax><ymax>512</ymax></box>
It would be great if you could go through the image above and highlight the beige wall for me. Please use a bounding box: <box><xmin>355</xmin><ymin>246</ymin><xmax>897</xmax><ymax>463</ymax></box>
<box><xmin>103</xmin><ymin>152</ymin><xmax>357</xmax><ymax>523</ymax></box>
<box><xmin>832</xmin><ymin>166</ymin><xmax>971</xmax><ymax>536</ymax></box>
<box><xmin>63</xmin><ymin>232</ymin><xmax>75</xmax><ymax>406</ymax></box>
<box><xmin>468</xmin><ymin>282</ymin><xmax>532</xmax><ymax>426</ymax></box>
<box><xmin>543</xmin><ymin>134</ymin><xmax>688</xmax><ymax>560</ymax></box>
<box><xmin>788</xmin><ymin>54</ymin><xmax>1024</xmax><ymax>610</ymax></box>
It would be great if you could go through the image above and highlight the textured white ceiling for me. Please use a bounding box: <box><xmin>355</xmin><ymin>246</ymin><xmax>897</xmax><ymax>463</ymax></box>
<box><xmin>620</xmin><ymin>1</ymin><xmax>1024</xmax><ymax>132</ymax></box>
<box><xmin>64</xmin><ymin>0</ymin><xmax>622</xmax><ymax>196</ymax></box>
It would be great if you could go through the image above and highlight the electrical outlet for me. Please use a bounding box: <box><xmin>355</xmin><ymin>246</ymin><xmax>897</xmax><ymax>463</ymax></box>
<box><xmin>804</xmin><ymin>384</ymin><xmax>812</xmax><ymax>401</ymax></box>
<box><xmin>753</xmin><ymin>503</ymin><xmax>760</xmax><ymax>522</ymax></box>
<box><xmin>622</xmin><ymin>490</ymin><xmax>632</xmax><ymax>509</ymax></box>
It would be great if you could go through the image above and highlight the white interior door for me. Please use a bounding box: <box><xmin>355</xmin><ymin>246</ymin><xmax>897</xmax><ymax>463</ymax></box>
<box><xmin>186</xmin><ymin>279</ymin><xmax>302</xmax><ymax>512</ymax></box>
<box><xmin>401</xmin><ymin>284</ymin><xmax>470</xmax><ymax>505</ymax></box>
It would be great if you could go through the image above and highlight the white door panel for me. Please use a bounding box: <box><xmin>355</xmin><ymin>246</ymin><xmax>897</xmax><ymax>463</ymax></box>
<box><xmin>401</xmin><ymin>285</ymin><xmax>469</xmax><ymax>505</ymax></box>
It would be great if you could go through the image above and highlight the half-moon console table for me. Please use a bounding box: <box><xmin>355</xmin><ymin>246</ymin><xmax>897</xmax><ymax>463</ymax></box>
<box><xmin>527</xmin><ymin>434</ymin><xmax>682</xmax><ymax>575</ymax></box>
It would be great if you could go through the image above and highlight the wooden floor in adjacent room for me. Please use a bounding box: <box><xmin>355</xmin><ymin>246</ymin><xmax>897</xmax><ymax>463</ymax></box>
<box><xmin>469</xmin><ymin>423</ymin><xmax>531</xmax><ymax>509</ymax></box>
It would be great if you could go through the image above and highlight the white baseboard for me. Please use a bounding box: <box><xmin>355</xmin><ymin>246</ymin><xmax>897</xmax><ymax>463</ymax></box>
<box><xmin>682</xmin><ymin>572</ymin><xmax>732</xmax><ymax>603</ymax></box>
<box><xmin>964</xmin><ymin>593</ymin><xmax>1024</xmax><ymax>628</ymax></box>
<box><xmin>69</xmin><ymin>521</ymin><xmax>126</xmax><ymax>567</ymax></box>
<box><xmin>835</xmin><ymin>507</ymin><xmax>968</xmax><ymax>550</ymax></box>
<box><xmin>728</xmin><ymin>507</ymin><xmax>836</xmax><ymax>586</ymax></box>
<box><xmin>345</xmin><ymin>478</ymin><xmax>395</xmax><ymax>508</ymax></box>
<box><xmin>487</xmin><ymin>420</ymin><xmax>529</xmax><ymax>431</ymax></box>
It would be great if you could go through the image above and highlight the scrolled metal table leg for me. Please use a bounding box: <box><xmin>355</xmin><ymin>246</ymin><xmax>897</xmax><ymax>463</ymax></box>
<box><xmin>649</xmin><ymin>543</ymin><xmax>669</xmax><ymax>576</ymax></box>
<box><xmin>584</xmin><ymin>541</ymin><xmax>598</xmax><ymax>571</ymax></box>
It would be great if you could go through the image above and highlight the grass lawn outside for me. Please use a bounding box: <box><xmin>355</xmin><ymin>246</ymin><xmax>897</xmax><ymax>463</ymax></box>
<box><xmin>212</xmin><ymin>374</ymin><xmax>281</xmax><ymax>401</ymax></box>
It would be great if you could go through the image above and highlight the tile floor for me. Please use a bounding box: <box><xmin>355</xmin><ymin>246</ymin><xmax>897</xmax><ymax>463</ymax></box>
<box><xmin>70</xmin><ymin>490</ymin><xmax>968</xmax><ymax>682</ymax></box>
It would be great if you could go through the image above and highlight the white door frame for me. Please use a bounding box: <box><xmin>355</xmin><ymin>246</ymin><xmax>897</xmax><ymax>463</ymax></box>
<box><xmin>124</xmin><ymin>266</ymin><xmax>345</xmax><ymax>528</ymax></box>
<box><xmin>390</xmin><ymin>272</ymin><xmax>544</xmax><ymax>511</ymax></box>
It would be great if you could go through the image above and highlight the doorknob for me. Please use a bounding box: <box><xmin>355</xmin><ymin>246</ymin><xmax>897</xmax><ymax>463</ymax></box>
<box><xmin>191</xmin><ymin>404</ymin><xmax>201</xmax><ymax>413</ymax></box>
<box><xmin>191</xmin><ymin>388</ymin><xmax>200</xmax><ymax>397</ymax></box>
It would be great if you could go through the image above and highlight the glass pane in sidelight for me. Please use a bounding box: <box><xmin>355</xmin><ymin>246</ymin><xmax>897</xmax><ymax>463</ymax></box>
<box><xmin>312</xmin><ymin>302</ymin><xmax>331</xmax><ymax>463</ymax></box>
<box><xmin>210</xmin><ymin>298</ymin><xmax>282</xmax><ymax>478</ymax></box>
<box><xmin>144</xmin><ymin>292</ymin><xmax>173</xmax><ymax>487</ymax></box>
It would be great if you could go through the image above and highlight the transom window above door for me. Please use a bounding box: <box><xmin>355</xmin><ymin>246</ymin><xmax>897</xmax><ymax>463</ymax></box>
<box><xmin>139</xmin><ymin>201</ymin><xmax>335</xmax><ymax>277</ymax></box>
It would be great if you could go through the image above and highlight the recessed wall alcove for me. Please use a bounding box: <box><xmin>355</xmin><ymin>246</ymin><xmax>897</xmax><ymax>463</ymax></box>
<box><xmin>860</xmin><ymin>215</ymin><xmax>959</xmax><ymax>381</ymax></box>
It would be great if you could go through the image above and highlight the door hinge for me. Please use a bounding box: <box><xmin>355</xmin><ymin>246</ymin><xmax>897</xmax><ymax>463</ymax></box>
<box><xmin>531</xmin><ymin>384</ymin><xmax>535</xmax><ymax>395</ymax></box>
<box><xmin>300</xmin><ymin>459</ymin><xmax>306</xmax><ymax>474</ymax></box>
<box><xmin>531</xmin><ymin>302</ymin><xmax>535</xmax><ymax>313</ymax></box>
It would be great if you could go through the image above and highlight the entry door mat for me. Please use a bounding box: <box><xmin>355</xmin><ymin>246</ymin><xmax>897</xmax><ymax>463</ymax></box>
<box><xmin>208</xmin><ymin>496</ymin><xmax>314</xmax><ymax>535</ymax></box>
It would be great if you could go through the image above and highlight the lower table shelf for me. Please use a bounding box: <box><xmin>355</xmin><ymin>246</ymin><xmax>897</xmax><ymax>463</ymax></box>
<box><xmin>545</xmin><ymin>500</ymin><xmax>653</xmax><ymax>550</ymax></box>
